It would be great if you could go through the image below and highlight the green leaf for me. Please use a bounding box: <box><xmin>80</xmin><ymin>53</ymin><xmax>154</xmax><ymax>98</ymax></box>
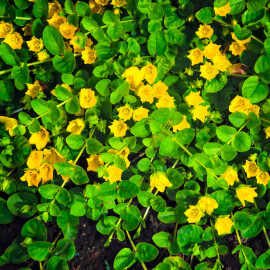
<box><xmin>117</xmin><ymin>181</ymin><xmax>140</xmax><ymax>199</ymax></box>
<box><xmin>107</xmin><ymin>23</ymin><xmax>123</xmax><ymax>41</ymax></box>
<box><xmin>54</xmin><ymin>85</ymin><xmax>72</xmax><ymax>101</ymax></box>
<box><xmin>196</xmin><ymin>7</ymin><xmax>214</xmax><ymax>24</ymax></box>
<box><xmin>86</xmin><ymin>138</ymin><xmax>103</xmax><ymax>155</ymax></box>
<box><xmin>137</xmin><ymin>158</ymin><xmax>150</xmax><ymax>172</ymax></box>
<box><xmin>0</xmin><ymin>79</ymin><xmax>14</xmax><ymax>101</ymax></box>
<box><xmin>31</xmin><ymin>99</ymin><xmax>49</xmax><ymax>115</ymax></box>
<box><xmin>151</xmin><ymin>196</ymin><xmax>166</xmax><ymax>212</ymax></box>
<box><xmin>131</xmin><ymin>119</ymin><xmax>150</xmax><ymax>137</ymax></box>
<box><xmin>39</xmin><ymin>184</ymin><xmax>60</xmax><ymax>199</ymax></box>
<box><xmin>103</xmin><ymin>10</ymin><xmax>120</xmax><ymax>24</ymax></box>
<box><xmin>216</xmin><ymin>125</ymin><xmax>237</xmax><ymax>142</ymax></box>
<box><xmin>242</xmin><ymin>76</ymin><xmax>269</xmax><ymax>103</ymax></box>
<box><xmin>221</xmin><ymin>144</ymin><xmax>237</xmax><ymax>161</ymax></box>
<box><xmin>265</xmin><ymin>38</ymin><xmax>270</xmax><ymax>56</ymax></box>
<box><xmin>256</xmin><ymin>250</ymin><xmax>270</xmax><ymax>269</ymax></box>
<box><xmin>165</xmin><ymin>29</ymin><xmax>182</xmax><ymax>44</ymax></box>
<box><xmin>114</xmin><ymin>248</ymin><xmax>136</xmax><ymax>270</ymax></box>
<box><xmin>11</xmin><ymin>63</ymin><xmax>29</xmax><ymax>83</ymax></box>
<box><xmin>177</xmin><ymin>225</ymin><xmax>203</xmax><ymax>247</ymax></box>
<box><xmin>15</xmin><ymin>0</ymin><xmax>30</xmax><ymax>9</ymax></box>
<box><xmin>70</xmin><ymin>201</ymin><xmax>86</xmax><ymax>216</ymax></box>
<box><xmin>149</xmin><ymin>3</ymin><xmax>164</xmax><ymax>20</ymax></box>
<box><xmin>203</xmin><ymin>143</ymin><xmax>222</xmax><ymax>156</ymax></box>
<box><xmin>28</xmin><ymin>241</ymin><xmax>53</xmax><ymax>261</ymax></box>
<box><xmin>211</xmin><ymin>190</ymin><xmax>235</xmax><ymax>215</ymax></box>
<box><xmin>174</xmin><ymin>128</ymin><xmax>195</xmax><ymax>145</ymax></box>
<box><xmin>229</xmin><ymin>112</ymin><xmax>247</xmax><ymax>128</ymax></box>
<box><xmin>96</xmin><ymin>79</ymin><xmax>111</xmax><ymax>97</ymax></box>
<box><xmin>247</xmin><ymin>0</ymin><xmax>268</xmax><ymax>11</ymax></box>
<box><xmin>54</xmin><ymin>162</ymin><xmax>75</xmax><ymax>176</ymax></box>
<box><xmin>53</xmin><ymin>50</ymin><xmax>76</xmax><ymax>74</ymax></box>
<box><xmin>231</xmin><ymin>131</ymin><xmax>252</xmax><ymax>152</ymax></box>
<box><xmin>21</xmin><ymin>219</ymin><xmax>47</xmax><ymax>241</ymax></box>
<box><xmin>152</xmin><ymin>232</ymin><xmax>172</xmax><ymax>248</ymax></box>
<box><xmin>136</xmin><ymin>243</ymin><xmax>159</xmax><ymax>262</ymax></box>
<box><xmin>65</xmin><ymin>96</ymin><xmax>80</xmax><ymax>114</ymax></box>
<box><xmin>96</xmin><ymin>216</ymin><xmax>118</xmax><ymax>235</ymax></box>
<box><xmin>66</xmin><ymin>135</ymin><xmax>84</xmax><ymax>150</ymax></box>
<box><xmin>148</xmin><ymin>31</ymin><xmax>167</xmax><ymax>56</ymax></box>
<box><xmin>95</xmin><ymin>42</ymin><xmax>120</xmax><ymax>60</ymax></box>
<box><xmin>150</xmin><ymin>107</ymin><xmax>170</xmax><ymax>124</ymax></box>
<box><xmin>234</xmin><ymin>212</ymin><xmax>253</xmax><ymax>230</ymax></box>
<box><xmin>167</xmin><ymin>168</ymin><xmax>184</xmax><ymax>189</ymax></box>
<box><xmin>70</xmin><ymin>166</ymin><xmax>89</xmax><ymax>185</ymax></box>
<box><xmin>0</xmin><ymin>43</ymin><xmax>20</xmax><ymax>66</ymax></box>
<box><xmin>46</xmin><ymin>256</ymin><xmax>69</xmax><ymax>270</ymax></box>
<box><xmin>159</xmin><ymin>136</ymin><xmax>178</xmax><ymax>157</ymax></box>
<box><xmin>43</xmin><ymin>25</ymin><xmax>65</xmax><ymax>55</ymax></box>
<box><xmin>33</xmin><ymin>0</ymin><xmax>48</xmax><ymax>19</ymax></box>
<box><xmin>0</xmin><ymin>198</ymin><xmax>14</xmax><ymax>224</ymax></box>
<box><xmin>234</xmin><ymin>24</ymin><xmax>252</xmax><ymax>40</ymax></box>
<box><xmin>75</xmin><ymin>1</ymin><xmax>91</xmax><ymax>16</ymax></box>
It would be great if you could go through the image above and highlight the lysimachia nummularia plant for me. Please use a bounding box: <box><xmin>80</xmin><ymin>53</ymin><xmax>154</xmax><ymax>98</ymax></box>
<box><xmin>1</xmin><ymin>0</ymin><xmax>270</xmax><ymax>269</ymax></box>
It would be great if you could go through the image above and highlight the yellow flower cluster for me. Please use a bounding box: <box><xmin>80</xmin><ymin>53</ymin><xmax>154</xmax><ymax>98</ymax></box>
<box><xmin>220</xmin><ymin>166</ymin><xmax>239</xmax><ymax>186</ymax></box>
<box><xmin>26</xmin><ymin>80</ymin><xmax>43</xmax><ymax>99</ymax></box>
<box><xmin>150</xmin><ymin>171</ymin><xmax>172</xmax><ymax>192</ymax></box>
<box><xmin>184</xmin><ymin>196</ymin><xmax>218</xmax><ymax>223</ymax></box>
<box><xmin>0</xmin><ymin>116</ymin><xmax>18</xmax><ymax>136</ymax></box>
<box><xmin>215</xmin><ymin>217</ymin><xmax>234</xmax><ymax>235</ymax></box>
<box><xmin>229</xmin><ymin>95</ymin><xmax>260</xmax><ymax>116</ymax></box>
<box><xmin>29</xmin><ymin>126</ymin><xmax>50</xmax><ymax>150</ymax></box>
<box><xmin>95</xmin><ymin>0</ymin><xmax>127</xmax><ymax>7</ymax></box>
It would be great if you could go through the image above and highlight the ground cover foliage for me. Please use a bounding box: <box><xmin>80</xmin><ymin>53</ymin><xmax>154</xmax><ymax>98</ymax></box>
<box><xmin>1</xmin><ymin>0</ymin><xmax>270</xmax><ymax>269</ymax></box>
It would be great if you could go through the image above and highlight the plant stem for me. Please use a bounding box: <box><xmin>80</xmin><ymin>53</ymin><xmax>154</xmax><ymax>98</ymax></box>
<box><xmin>174</xmin><ymin>222</ymin><xmax>178</xmax><ymax>237</ymax></box>
<box><xmin>126</xmin><ymin>230</ymin><xmax>148</xmax><ymax>270</ymax></box>
<box><xmin>233</xmin><ymin>219</ymin><xmax>248</xmax><ymax>262</ymax></box>
<box><xmin>172</xmin><ymin>158</ymin><xmax>180</xmax><ymax>169</ymax></box>
<box><xmin>260</xmin><ymin>118</ymin><xmax>270</xmax><ymax>124</ymax></box>
<box><xmin>209</xmin><ymin>218</ymin><xmax>222</xmax><ymax>264</ymax></box>
<box><xmin>0</xmin><ymin>15</ymin><xmax>33</xmax><ymax>20</ymax></box>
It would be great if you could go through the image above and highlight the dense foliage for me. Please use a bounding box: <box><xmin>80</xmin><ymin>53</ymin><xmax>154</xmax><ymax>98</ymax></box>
<box><xmin>1</xmin><ymin>0</ymin><xmax>270</xmax><ymax>269</ymax></box>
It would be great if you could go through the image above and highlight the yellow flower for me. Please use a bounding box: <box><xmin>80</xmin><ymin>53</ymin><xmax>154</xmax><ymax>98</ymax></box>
<box><xmin>70</xmin><ymin>36</ymin><xmax>93</xmax><ymax>53</ymax></box>
<box><xmin>22</xmin><ymin>23</ymin><xmax>32</xmax><ymax>36</ymax></box>
<box><xmin>152</xmin><ymin>81</ymin><xmax>168</xmax><ymax>98</ymax></box>
<box><xmin>229</xmin><ymin>42</ymin><xmax>246</xmax><ymax>56</ymax></box>
<box><xmin>265</xmin><ymin>127</ymin><xmax>270</xmax><ymax>139</ymax></box>
<box><xmin>87</xmin><ymin>154</ymin><xmax>104</xmax><ymax>172</ymax></box>
<box><xmin>172</xmin><ymin>115</ymin><xmax>190</xmax><ymax>132</ymax></box>
<box><xmin>184</xmin><ymin>205</ymin><xmax>204</xmax><ymax>223</ymax></box>
<box><xmin>67</xmin><ymin>118</ymin><xmax>85</xmax><ymax>135</ymax></box>
<box><xmin>59</xmin><ymin>21</ymin><xmax>77</xmax><ymax>39</ymax></box>
<box><xmin>243</xmin><ymin>160</ymin><xmax>260</xmax><ymax>178</ymax></box>
<box><xmin>29</xmin><ymin>126</ymin><xmax>50</xmax><ymax>150</ymax></box>
<box><xmin>229</xmin><ymin>95</ymin><xmax>252</xmax><ymax>114</ymax></box>
<box><xmin>26</xmin><ymin>81</ymin><xmax>43</xmax><ymax>99</ymax></box>
<box><xmin>111</xmin><ymin>0</ymin><xmax>127</xmax><ymax>7</ymax></box>
<box><xmin>117</xmin><ymin>105</ymin><xmax>133</xmax><ymax>121</ymax></box>
<box><xmin>150</xmin><ymin>171</ymin><xmax>172</xmax><ymax>192</ymax></box>
<box><xmin>109</xmin><ymin>120</ymin><xmax>128</xmax><ymax>137</ymax></box>
<box><xmin>156</xmin><ymin>93</ymin><xmax>175</xmax><ymax>109</ymax></box>
<box><xmin>200</xmin><ymin>62</ymin><xmax>219</xmax><ymax>81</ymax></box>
<box><xmin>27</xmin><ymin>36</ymin><xmax>43</xmax><ymax>52</ymax></box>
<box><xmin>215</xmin><ymin>217</ymin><xmax>234</xmax><ymax>235</ymax></box>
<box><xmin>81</xmin><ymin>47</ymin><xmax>97</xmax><ymax>64</ymax></box>
<box><xmin>137</xmin><ymin>85</ymin><xmax>154</xmax><ymax>103</ymax></box>
<box><xmin>141</xmin><ymin>64</ymin><xmax>158</xmax><ymax>84</ymax></box>
<box><xmin>191</xmin><ymin>105</ymin><xmax>210</xmax><ymax>123</ymax></box>
<box><xmin>37</xmin><ymin>51</ymin><xmax>49</xmax><ymax>61</ymax></box>
<box><xmin>89</xmin><ymin>0</ymin><xmax>104</xmax><ymax>13</ymax></box>
<box><xmin>43</xmin><ymin>148</ymin><xmax>66</xmax><ymax>166</ymax></box>
<box><xmin>132</xmin><ymin>107</ymin><xmax>149</xmax><ymax>122</ymax></box>
<box><xmin>0</xmin><ymin>116</ymin><xmax>18</xmax><ymax>136</ymax></box>
<box><xmin>122</xmin><ymin>67</ymin><xmax>144</xmax><ymax>87</ymax></box>
<box><xmin>48</xmin><ymin>0</ymin><xmax>62</xmax><ymax>18</ymax></box>
<box><xmin>20</xmin><ymin>169</ymin><xmax>41</xmax><ymax>187</ymax></box>
<box><xmin>187</xmin><ymin>48</ymin><xmax>204</xmax><ymax>66</ymax></box>
<box><xmin>236</xmin><ymin>186</ymin><xmax>257</xmax><ymax>207</ymax></box>
<box><xmin>108</xmin><ymin>146</ymin><xmax>130</xmax><ymax>168</ymax></box>
<box><xmin>256</xmin><ymin>171</ymin><xmax>270</xmax><ymax>186</ymax></box>
<box><xmin>0</xmin><ymin>21</ymin><xmax>13</xmax><ymax>38</ymax></box>
<box><xmin>212</xmin><ymin>54</ymin><xmax>232</xmax><ymax>72</ymax></box>
<box><xmin>4</xmin><ymin>32</ymin><xmax>23</xmax><ymax>50</ymax></box>
<box><xmin>27</xmin><ymin>151</ymin><xmax>43</xmax><ymax>169</ymax></box>
<box><xmin>96</xmin><ymin>0</ymin><xmax>110</xmax><ymax>5</ymax></box>
<box><xmin>104</xmin><ymin>165</ymin><xmax>123</xmax><ymax>184</ymax></box>
<box><xmin>220</xmin><ymin>166</ymin><xmax>239</xmax><ymax>186</ymax></box>
<box><xmin>214</xmin><ymin>2</ymin><xmax>231</xmax><ymax>17</ymax></box>
<box><xmin>231</xmin><ymin>33</ymin><xmax>251</xmax><ymax>45</ymax></box>
<box><xmin>185</xmin><ymin>91</ymin><xmax>204</xmax><ymax>107</ymax></box>
<box><xmin>196</xmin><ymin>24</ymin><xmax>213</xmax><ymax>39</ymax></box>
<box><xmin>197</xmin><ymin>196</ymin><xmax>218</xmax><ymax>215</ymax></box>
<box><xmin>38</xmin><ymin>163</ymin><xmax>54</xmax><ymax>184</ymax></box>
<box><xmin>242</xmin><ymin>104</ymin><xmax>260</xmax><ymax>116</ymax></box>
<box><xmin>204</xmin><ymin>42</ymin><xmax>221</xmax><ymax>60</ymax></box>
<box><xmin>47</xmin><ymin>14</ymin><xmax>66</xmax><ymax>29</ymax></box>
<box><xmin>79</xmin><ymin>88</ymin><xmax>97</xmax><ymax>109</ymax></box>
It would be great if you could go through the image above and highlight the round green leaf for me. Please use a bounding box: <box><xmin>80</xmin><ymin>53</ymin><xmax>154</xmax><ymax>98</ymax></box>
<box><xmin>136</xmin><ymin>242</ymin><xmax>159</xmax><ymax>262</ymax></box>
<box><xmin>43</xmin><ymin>25</ymin><xmax>65</xmax><ymax>55</ymax></box>
<box><xmin>231</xmin><ymin>132</ymin><xmax>252</xmax><ymax>152</ymax></box>
<box><xmin>28</xmin><ymin>241</ymin><xmax>53</xmax><ymax>261</ymax></box>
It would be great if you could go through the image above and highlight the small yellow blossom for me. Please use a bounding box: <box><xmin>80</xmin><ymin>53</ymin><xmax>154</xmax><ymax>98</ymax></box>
<box><xmin>59</xmin><ymin>21</ymin><xmax>77</xmax><ymax>39</ymax></box>
<box><xmin>79</xmin><ymin>88</ymin><xmax>97</xmax><ymax>109</ymax></box>
<box><xmin>214</xmin><ymin>2</ymin><xmax>231</xmax><ymax>17</ymax></box>
<box><xmin>39</xmin><ymin>163</ymin><xmax>54</xmax><ymax>184</ymax></box>
<box><xmin>187</xmin><ymin>48</ymin><xmax>204</xmax><ymax>66</ymax></box>
<box><xmin>22</xmin><ymin>23</ymin><xmax>32</xmax><ymax>36</ymax></box>
<box><xmin>89</xmin><ymin>0</ymin><xmax>104</xmax><ymax>13</ymax></box>
<box><xmin>48</xmin><ymin>0</ymin><xmax>62</xmax><ymax>18</ymax></box>
<box><xmin>220</xmin><ymin>166</ymin><xmax>239</xmax><ymax>186</ymax></box>
<box><xmin>108</xmin><ymin>147</ymin><xmax>130</xmax><ymax>168</ymax></box>
<box><xmin>47</xmin><ymin>14</ymin><xmax>66</xmax><ymax>29</ymax></box>
<box><xmin>104</xmin><ymin>165</ymin><xmax>123</xmax><ymax>184</ymax></box>
<box><xmin>200</xmin><ymin>62</ymin><xmax>219</xmax><ymax>81</ymax></box>
<box><xmin>185</xmin><ymin>91</ymin><xmax>204</xmax><ymax>107</ymax></box>
<box><xmin>229</xmin><ymin>95</ymin><xmax>252</xmax><ymax>114</ymax></box>
<box><xmin>156</xmin><ymin>93</ymin><xmax>175</xmax><ymax>109</ymax></box>
<box><xmin>191</xmin><ymin>105</ymin><xmax>210</xmax><ymax>123</ymax></box>
<box><xmin>21</xmin><ymin>169</ymin><xmax>41</xmax><ymax>187</ymax></box>
<box><xmin>150</xmin><ymin>171</ymin><xmax>172</xmax><ymax>192</ymax></box>
<box><xmin>26</xmin><ymin>81</ymin><xmax>43</xmax><ymax>99</ymax></box>
<box><xmin>229</xmin><ymin>42</ymin><xmax>246</xmax><ymax>56</ymax></box>
<box><xmin>196</xmin><ymin>24</ymin><xmax>213</xmax><ymax>39</ymax></box>
<box><xmin>231</xmin><ymin>33</ymin><xmax>251</xmax><ymax>45</ymax></box>
<box><xmin>67</xmin><ymin>118</ymin><xmax>85</xmax><ymax>135</ymax></box>
<box><xmin>29</xmin><ymin>126</ymin><xmax>50</xmax><ymax>150</ymax></box>
<box><xmin>197</xmin><ymin>196</ymin><xmax>218</xmax><ymax>215</ymax></box>
<box><xmin>256</xmin><ymin>171</ymin><xmax>270</xmax><ymax>186</ymax></box>
<box><xmin>0</xmin><ymin>21</ymin><xmax>13</xmax><ymax>38</ymax></box>
<box><xmin>96</xmin><ymin>0</ymin><xmax>110</xmax><ymax>5</ymax></box>
<box><xmin>111</xmin><ymin>0</ymin><xmax>126</xmax><ymax>7</ymax></box>
<box><xmin>0</xmin><ymin>116</ymin><xmax>18</xmax><ymax>136</ymax></box>
<box><xmin>215</xmin><ymin>217</ymin><xmax>234</xmax><ymax>235</ymax></box>
<box><xmin>137</xmin><ymin>85</ymin><xmax>154</xmax><ymax>103</ymax></box>
<box><xmin>132</xmin><ymin>107</ymin><xmax>149</xmax><ymax>122</ymax></box>
<box><xmin>236</xmin><ymin>186</ymin><xmax>257</xmax><ymax>207</ymax></box>
<box><xmin>27</xmin><ymin>151</ymin><xmax>43</xmax><ymax>169</ymax></box>
<box><xmin>242</xmin><ymin>104</ymin><xmax>260</xmax><ymax>116</ymax></box>
<box><xmin>70</xmin><ymin>36</ymin><xmax>93</xmax><ymax>53</ymax></box>
<box><xmin>265</xmin><ymin>127</ymin><xmax>270</xmax><ymax>139</ymax></box>
<box><xmin>141</xmin><ymin>64</ymin><xmax>158</xmax><ymax>84</ymax></box>
<box><xmin>172</xmin><ymin>115</ymin><xmax>190</xmax><ymax>132</ymax></box>
<box><xmin>27</xmin><ymin>36</ymin><xmax>43</xmax><ymax>52</ymax></box>
<box><xmin>243</xmin><ymin>160</ymin><xmax>260</xmax><ymax>178</ymax></box>
<box><xmin>43</xmin><ymin>148</ymin><xmax>66</xmax><ymax>166</ymax></box>
<box><xmin>118</xmin><ymin>105</ymin><xmax>133</xmax><ymax>121</ymax></box>
<box><xmin>87</xmin><ymin>155</ymin><xmax>104</xmax><ymax>172</ymax></box>
<box><xmin>184</xmin><ymin>205</ymin><xmax>204</xmax><ymax>223</ymax></box>
<box><xmin>204</xmin><ymin>42</ymin><xmax>221</xmax><ymax>60</ymax></box>
<box><xmin>213</xmin><ymin>54</ymin><xmax>232</xmax><ymax>72</ymax></box>
<box><xmin>152</xmin><ymin>81</ymin><xmax>168</xmax><ymax>98</ymax></box>
<box><xmin>81</xmin><ymin>47</ymin><xmax>97</xmax><ymax>64</ymax></box>
<box><xmin>37</xmin><ymin>51</ymin><xmax>49</xmax><ymax>61</ymax></box>
<box><xmin>122</xmin><ymin>67</ymin><xmax>145</xmax><ymax>87</ymax></box>
<box><xmin>109</xmin><ymin>120</ymin><xmax>128</xmax><ymax>137</ymax></box>
<box><xmin>4</xmin><ymin>32</ymin><xmax>23</xmax><ymax>50</ymax></box>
